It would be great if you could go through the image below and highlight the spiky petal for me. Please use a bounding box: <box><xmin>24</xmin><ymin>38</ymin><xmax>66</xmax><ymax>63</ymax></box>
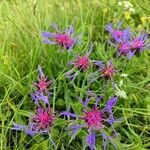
<box><xmin>74</xmin><ymin>55</ymin><xmax>90</xmax><ymax>71</ymax></box>
<box><xmin>41</xmin><ymin>24</ymin><xmax>79</xmax><ymax>50</ymax></box>
<box><xmin>12</xmin><ymin>106</ymin><xmax>55</xmax><ymax>136</ymax></box>
<box><xmin>31</xmin><ymin>91</ymin><xmax>50</xmax><ymax>104</ymax></box>
<box><xmin>100</xmin><ymin>61</ymin><xmax>116</xmax><ymax>79</ymax></box>
<box><xmin>103</xmin><ymin>96</ymin><xmax>118</xmax><ymax>112</ymax></box>
<box><xmin>86</xmin><ymin>131</ymin><xmax>96</xmax><ymax>150</ymax></box>
<box><xmin>30</xmin><ymin>107</ymin><xmax>55</xmax><ymax>131</ymax></box>
<box><xmin>84</xmin><ymin>106</ymin><xmax>103</xmax><ymax>130</ymax></box>
<box><xmin>33</xmin><ymin>65</ymin><xmax>52</xmax><ymax>93</ymax></box>
<box><xmin>61</xmin><ymin>93</ymin><xmax>118</xmax><ymax>149</ymax></box>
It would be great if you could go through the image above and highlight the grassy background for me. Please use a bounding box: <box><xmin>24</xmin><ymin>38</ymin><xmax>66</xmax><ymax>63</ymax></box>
<box><xmin>0</xmin><ymin>0</ymin><xmax>150</xmax><ymax>149</ymax></box>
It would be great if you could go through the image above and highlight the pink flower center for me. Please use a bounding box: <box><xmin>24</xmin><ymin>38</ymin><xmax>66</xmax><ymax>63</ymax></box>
<box><xmin>84</xmin><ymin>107</ymin><xmax>103</xmax><ymax>130</ymax></box>
<box><xmin>112</xmin><ymin>30</ymin><xmax>123</xmax><ymax>38</ymax></box>
<box><xmin>130</xmin><ymin>39</ymin><xmax>144</xmax><ymax>50</ymax></box>
<box><xmin>101</xmin><ymin>64</ymin><xmax>115</xmax><ymax>79</ymax></box>
<box><xmin>54</xmin><ymin>34</ymin><xmax>74</xmax><ymax>49</ymax></box>
<box><xmin>118</xmin><ymin>42</ymin><xmax>130</xmax><ymax>54</ymax></box>
<box><xmin>38</xmin><ymin>112</ymin><xmax>51</xmax><ymax>123</ymax></box>
<box><xmin>74</xmin><ymin>56</ymin><xmax>90</xmax><ymax>70</ymax></box>
<box><xmin>33</xmin><ymin>108</ymin><xmax>55</xmax><ymax>130</ymax></box>
<box><xmin>37</xmin><ymin>79</ymin><xmax>49</xmax><ymax>91</ymax></box>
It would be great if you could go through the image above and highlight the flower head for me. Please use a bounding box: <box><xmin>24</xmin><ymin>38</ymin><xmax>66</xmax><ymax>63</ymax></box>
<box><xmin>33</xmin><ymin>65</ymin><xmax>52</xmax><ymax>93</ymax></box>
<box><xmin>31</xmin><ymin>65</ymin><xmax>53</xmax><ymax>105</ymax></box>
<box><xmin>126</xmin><ymin>33</ymin><xmax>150</xmax><ymax>59</ymax></box>
<box><xmin>54</xmin><ymin>33</ymin><xmax>74</xmax><ymax>49</ymax></box>
<box><xmin>106</xmin><ymin>22</ymin><xmax>150</xmax><ymax>59</ymax></box>
<box><xmin>73</xmin><ymin>55</ymin><xmax>90</xmax><ymax>71</ymax></box>
<box><xmin>118</xmin><ymin>42</ymin><xmax>130</xmax><ymax>55</ymax></box>
<box><xmin>106</xmin><ymin>22</ymin><xmax>131</xmax><ymax>43</ymax></box>
<box><xmin>100</xmin><ymin>61</ymin><xmax>116</xmax><ymax>79</ymax></box>
<box><xmin>30</xmin><ymin>107</ymin><xmax>55</xmax><ymax>132</ymax></box>
<box><xmin>41</xmin><ymin>23</ymin><xmax>79</xmax><ymax>51</ymax></box>
<box><xmin>12</xmin><ymin>106</ymin><xmax>55</xmax><ymax>136</ymax></box>
<box><xmin>130</xmin><ymin>38</ymin><xmax>144</xmax><ymax>49</ymax></box>
<box><xmin>84</xmin><ymin>106</ymin><xmax>103</xmax><ymax>130</ymax></box>
<box><xmin>129</xmin><ymin>33</ymin><xmax>149</xmax><ymax>52</ymax></box>
<box><xmin>61</xmin><ymin>93</ymin><xmax>118</xmax><ymax>150</ymax></box>
<box><xmin>94</xmin><ymin>61</ymin><xmax>116</xmax><ymax>79</ymax></box>
<box><xmin>12</xmin><ymin>65</ymin><xmax>56</xmax><ymax>138</ymax></box>
<box><xmin>65</xmin><ymin>44</ymin><xmax>93</xmax><ymax>80</ymax></box>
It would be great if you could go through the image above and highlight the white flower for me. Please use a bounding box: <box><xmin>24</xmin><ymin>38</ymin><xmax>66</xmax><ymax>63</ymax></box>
<box><xmin>124</xmin><ymin>3</ymin><xmax>130</xmax><ymax>8</ymax></box>
<box><xmin>118</xmin><ymin>2</ymin><xmax>123</xmax><ymax>6</ymax></box>
<box><xmin>61</xmin><ymin>7</ymin><xmax>64</xmax><ymax>10</ymax></box>
<box><xmin>120</xmin><ymin>74</ymin><xmax>128</xmax><ymax>77</ymax></box>
<box><xmin>123</xmin><ymin>1</ymin><xmax>128</xmax><ymax>4</ymax></box>
<box><xmin>116</xmin><ymin>89</ymin><xmax>127</xmax><ymax>99</ymax></box>
<box><xmin>33</xmin><ymin>0</ymin><xmax>37</xmax><ymax>4</ymax></box>
<box><xmin>123</xmin><ymin>1</ymin><xmax>133</xmax><ymax>8</ymax></box>
<box><xmin>129</xmin><ymin>8</ymin><xmax>135</xmax><ymax>13</ymax></box>
<box><xmin>114</xmin><ymin>84</ymin><xmax>127</xmax><ymax>99</ymax></box>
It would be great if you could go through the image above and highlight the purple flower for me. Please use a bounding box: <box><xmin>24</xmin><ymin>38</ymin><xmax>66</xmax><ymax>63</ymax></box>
<box><xmin>129</xmin><ymin>33</ymin><xmax>150</xmax><ymax>54</ymax></box>
<box><xmin>61</xmin><ymin>93</ymin><xmax>118</xmax><ymax>150</ymax></box>
<box><xmin>30</xmin><ymin>107</ymin><xmax>55</xmax><ymax>131</ymax></box>
<box><xmin>106</xmin><ymin>22</ymin><xmax>131</xmax><ymax>43</ymax></box>
<box><xmin>41</xmin><ymin>23</ymin><xmax>79</xmax><ymax>50</ymax></box>
<box><xmin>118</xmin><ymin>33</ymin><xmax>150</xmax><ymax>59</ymax></box>
<box><xmin>74</xmin><ymin>55</ymin><xmax>90</xmax><ymax>70</ymax></box>
<box><xmin>118</xmin><ymin>42</ymin><xmax>131</xmax><ymax>56</ymax></box>
<box><xmin>84</xmin><ymin>106</ymin><xmax>104</xmax><ymax>130</ymax></box>
<box><xmin>12</xmin><ymin>106</ymin><xmax>55</xmax><ymax>136</ymax></box>
<box><xmin>101</xmin><ymin>61</ymin><xmax>116</xmax><ymax>79</ymax></box>
<box><xmin>106</xmin><ymin>22</ymin><xmax>150</xmax><ymax>59</ymax></box>
<box><xmin>31</xmin><ymin>65</ymin><xmax>53</xmax><ymax>105</ymax></box>
<box><xmin>94</xmin><ymin>61</ymin><xmax>116</xmax><ymax>79</ymax></box>
<box><xmin>65</xmin><ymin>44</ymin><xmax>93</xmax><ymax>80</ymax></box>
<box><xmin>31</xmin><ymin>91</ymin><xmax>50</xmax><ymax>104</ymax></box>
<box><xmin>33</xmin><ymin>65</ymin><xmax>53</xmax><ymax>93</ymax></box>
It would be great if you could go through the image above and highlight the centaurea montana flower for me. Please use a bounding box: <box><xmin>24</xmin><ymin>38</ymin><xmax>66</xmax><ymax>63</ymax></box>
<box><xmin>12</xmin><ymin>106</ymin><xmax>55</xmax><ymax>136</ymax></box>
<box><xmin>106</xmin><ymin>22</ymin><xmax>150</xmax><ymax>59</ymax></box>
<box><xmin>33</xmin><ymin>65</ymin><xmax>52</xmax><ymax>93</ymax></box>
<box><xmin>12</xmin><ymin>65</ymin><xmax>55</xmax><ymax>136</ymax></box>
<box><xmin>106</xmin><ymin>22</ymin><xmax>134</xmax><ymax>58</ymax></box>
<box><xmin>94</xmin><ymin>60</ymin><xmax>116</xmax><ymax>79</ymax></box>
<box><xmin>41</xmin><ymin>23</ymin><xmax>79</xmax><ymax>51</ymax></box>
<box><xmin>65</xmin><ymin>44</ymin><xmax>93</xmax><ymax>80</ymax></box>
<box><xmin>127</xmin><ymin>33</ymin><xmax>150</xmax><ymax>58</ymax></box>
<box><xmin>106</xmin><ymin>22</ymin><xmax>131</xmax><ymax>43</ymax></box>
<box><xmin>117</xmin><ymin>33</ymin><xmax>150</xmax><ymax>59</ymax></box>
<box><xmin>117</xmin><ymin>42</ymin><xmax>131</xmax><ymax>56</ymax></box>
<box><xmin>61</xmin><ymin>93</ymin><xmax>119</xmax><ymax>150</ymax></box>
<box><xmin>31</xmin><ymin>65</ymin><xmax>53</xmax><ymax>104</ymax></box>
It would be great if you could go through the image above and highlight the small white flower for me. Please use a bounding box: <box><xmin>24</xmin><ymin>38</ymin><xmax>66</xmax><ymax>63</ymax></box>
<box><xmin>61</xmin><ymin>7</ymin><xmax>64</xmax><ymax>10</ymax></box>
<box><xmin>123</xmin><ymin>1</ymin><xmax>133</xmax><ymax>8</ymax></box>
<box><xmin>120</xmin><ymin>73</ymin><xmax>128</xmax><ymax>77</ymax></box>
<box><xmin>114</xmin><ymin>84</ymin><xmax>127</xmax><ymax>99</ymax></box>
<box><xmin>129</xmin><ymin>8</ymin><xmax>135</xmax><ymax>13</ymax></box>
<box><xmin>33</xmin><ymin>0</ymin><xmax>37</xmax><ymax>4</ymax></box>
<box><xmin>123</xmin><ymin>1</ymin><xmax>128</xmax><ymax>4</ymax></box>
<box><xmin>128</xmin><ymin>3</ymin><xmax>133</xmax><ymax>7</ymax></box>
<box><xmin>118</xmin><ymin>2</ymin><xmax>123</xmax><ymax>6</ymax></box>
<box><xmin>124</xmin><ymin>3</ymin><xmax>130</xmax><ymax>8</ymax></box>
<box><xmin>116</xmin><ymin>89</ymin><xmax>127</xmax><ymax>99</ymax></box>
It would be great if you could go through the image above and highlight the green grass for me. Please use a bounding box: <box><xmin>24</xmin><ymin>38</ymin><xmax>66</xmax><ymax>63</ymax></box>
<box><xmin>0</xmin><ymin>0</ymin><xmax>150</xmax><ymax>149</ymax></box>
